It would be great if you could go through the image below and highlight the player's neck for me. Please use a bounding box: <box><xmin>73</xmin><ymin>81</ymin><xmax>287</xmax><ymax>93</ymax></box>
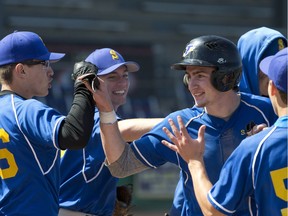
<box><xmin>1</xmin><ymin>84</ymin><xmax>14</xmax><ymax>93</ymax></box>
<box><xmin>1</xmin><ymin>83</ymin><xmax>31</xmax><ymax>99</ymax></box>
<box><xmin>204</xmin><ymin>92</ymin><xmax>240</xmax><ymax>121</ymax></box>
<box><xmin>276</xmin><ymin>107</ymin><xmax>288</xmax><ymax>118</ymax></box>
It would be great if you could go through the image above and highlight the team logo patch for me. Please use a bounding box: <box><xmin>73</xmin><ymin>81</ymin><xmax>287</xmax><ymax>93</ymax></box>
<box><xmin>217</xmin><ymin>58</ymin><xmax>226</xmax><ymax>64</ymax></box>
<box><xmin>278</xmin><ymin>39</ymin><xmax>285</xmax><ymax>50</ymax></box>
<box><xmin>110</xmin><ymin>49</ymin><xmax>119</xmax><ymax>60</ymax></box>
<box><xmin>183</xmin><ymin>44</ymin><xmax>195</xmax><ymax>57</ymax></box>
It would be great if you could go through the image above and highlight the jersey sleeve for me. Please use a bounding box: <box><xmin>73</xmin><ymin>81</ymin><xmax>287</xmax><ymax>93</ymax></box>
<box><xmin>17</xmin><ymin>99</ymin><xmax>65</xmax><ymax>149</ymax></box>
<box><xmin>131</xmin><ymin>110</ymin><xmax>192</xmax><ymax>168</ymax></box>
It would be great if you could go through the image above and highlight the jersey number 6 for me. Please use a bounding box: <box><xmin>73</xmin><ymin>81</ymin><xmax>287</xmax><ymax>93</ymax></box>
<box><xmin>0</xmin><ymin>128</ymin><xmax>18</xmax><ymax>179</ymax></box>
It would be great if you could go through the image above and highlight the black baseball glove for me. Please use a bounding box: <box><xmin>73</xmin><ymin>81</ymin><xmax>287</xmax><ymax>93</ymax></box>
<box><xmin>72</xmin><ymin>61</ymin><xmax>100</xmax><ymax>90</ymax></box>
<box><xmin>113</xmin><ymin>184</ymin><xmax>134</xmax><ymax>216</ymax></box>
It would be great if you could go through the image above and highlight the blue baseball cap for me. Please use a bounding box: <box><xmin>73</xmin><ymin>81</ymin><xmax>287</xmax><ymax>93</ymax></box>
<box><xmin>260</xmin><ymin>47</ymin><xmax>287</xmax><ymax>93</ymax></box>
<box><xmin>85</xmin><ymin>48</ymin><xmax>140</xmax><ymax>75</ymax></box>
<box><xmin>0</xmin><ymin>31</ymin><xmax>65</xmax><ymax>66</ymax></box>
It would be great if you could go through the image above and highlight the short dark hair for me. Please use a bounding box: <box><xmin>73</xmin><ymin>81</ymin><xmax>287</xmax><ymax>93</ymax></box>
<box><xmin>0</xmin><ymin>64</ymin><xmax>15</xmax><ymax>84</ymax></box>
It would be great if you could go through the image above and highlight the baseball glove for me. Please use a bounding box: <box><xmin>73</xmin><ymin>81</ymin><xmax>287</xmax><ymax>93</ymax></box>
<box><xmin>113</xmin><ymin>184</ymin><xmax>134</xmax><ymax>216</ymax></box>
<box><xmin>71</xmin><ymin>61</ymin><xmax>100</xmax><ymax>90</ymax></box>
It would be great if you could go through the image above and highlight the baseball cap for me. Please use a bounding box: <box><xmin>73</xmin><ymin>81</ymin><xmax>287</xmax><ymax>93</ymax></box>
<box><xmin>0</xmin><ymin>31</ymin><xmax>65</xmax><ymax>66</ymax></box>
<box><xmin>85</xmin><ymin>48</ymin><xmax>140</xmax><ymax>75</ymax></box>
<box><xmin>260</xmin><ymin>37</ymin><xmax>287</xmax><ymax>62</ymax></box>
<box><xmin>260</xmin><ymin>47</ymin><xmax>287</xmax><ymax>93</ymax></box>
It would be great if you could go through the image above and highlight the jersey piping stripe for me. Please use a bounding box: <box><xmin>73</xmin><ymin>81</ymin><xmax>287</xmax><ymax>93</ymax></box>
<box><xmin>175</xmin><ymin>152</ymin><xmax>181</xmax><ymax>169</ymax></box>
<box><xmin>132</xmin><ymin>141</ymin><xmax>157</xmax><ymax>169</ymax></box>
<box><xmin>208</xmin><ymin>192</ymin><xmax>236</xmax><ymax>214</ymax></box>
<box><xmin>186</xmin><ymin>109</ymin><xmax>205</xmax><ymax>126</ymax></box>
<box><xmin>248</xmin><ymin>196</ymin><xmax>254</xmax><ymax>216</ymax></box>
<box><xmin>241</xmin><ymin>100</ymin><xmax>270</xmax><ymax>126</ymax></box>
<box><xmin>179</xmin><ymin>111</ymin><xmax>205</xmax><ymax>185</ymax></box>
<box><xmin>11</xmin><ymin>94</ymin><xmax>59</xmax><ymax>175</ymax></box>
<box><xmin>174</xmin><ymin>151</ymin><xmax>189</xmax><ymax>186</ymax></box>
<box><xmin>183</xmin><ymin>171</ymin><xmax>189</xmax><ymax>186</ymax></box>
<box><xmin>53</xmin><ymin>116</ymin><xmax>65</xmax><ymax>150</ymax></box>
<box><xmin>82</xmin><ymin>148</ymin><xmax>106</xmax><ymax>183</ymax></box>
<box><xmin>251</xmin><ymin>126</ymin><xmax>276</xmax><ymax>189</ymax></box>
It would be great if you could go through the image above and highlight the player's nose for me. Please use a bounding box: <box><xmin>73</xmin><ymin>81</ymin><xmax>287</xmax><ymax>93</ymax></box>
<box><xmin>47</xmin><ymin>67</ymin><xmax>54</xmax><ymax>77</ymax></box>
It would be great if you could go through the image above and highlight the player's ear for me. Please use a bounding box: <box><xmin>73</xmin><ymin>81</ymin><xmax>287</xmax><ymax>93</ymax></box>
<box><xmin>268</xmin><ymin>80</ymin><xmax>277</xmax><ymax>96</ymax></box>
<box><xmin>14</xmin><ymin>63</ymin><xmax>26</xmax><ymax>78</ymax></box>
<box><xmin>183</xmin><ymin>73</ymin><xmax>189</xmax><ymax>89</ymax></box>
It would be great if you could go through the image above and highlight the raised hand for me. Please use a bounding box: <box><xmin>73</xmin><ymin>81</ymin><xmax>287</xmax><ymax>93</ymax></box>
<box><xmin>161</xmin><ymin>115</ymin><xmax>206</xmax><ymax>163</ymax></box>
<box><xmin>72</xmin><ymin>61</ymin><xmax>100</xmax><ymax>90</ymax></box>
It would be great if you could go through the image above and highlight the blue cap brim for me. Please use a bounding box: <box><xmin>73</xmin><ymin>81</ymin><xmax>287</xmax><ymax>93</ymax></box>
<box><xmin>35</xmin><ymin>52</ymin><xmax>65</xmax><ymax>62</ymax></box>
<box><xmin>98</xmin><ymin>61</ymin><xmax>139</xmax><ymax>75</ymax></box>
<box><xmin>49</xmin><ymin>52</ymin><xmax>65</xmax><ymax>62</ymax></box>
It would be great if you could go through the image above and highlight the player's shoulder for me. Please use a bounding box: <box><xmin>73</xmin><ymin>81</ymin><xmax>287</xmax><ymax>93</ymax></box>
<box><xmin>20</xmin><ymin>98</ymin><xmax>50</xmax><ymax>111</ymax></box>
<box><xmin>167</xmin><ymin>106</ymin><xmax>203</xmax><ymax>120</ymax></box>
<box><xmin>8</xmin><ymin>95</ymin><xmax>42</xmax><ymax>111</ymax></box>
<box><xmin>15</xmin><ymin>97</ymin><xmax>62</xmax><ymax>122</ymax></box>
<box><xmin>240</xmin><ymin>92</ymin><xmax>271</xmax><ymax>104</ymax></box>
<box><xmin>240</xmin><ymin>92</ymin><xmax>273</xmax><ymax>109</ymax></box>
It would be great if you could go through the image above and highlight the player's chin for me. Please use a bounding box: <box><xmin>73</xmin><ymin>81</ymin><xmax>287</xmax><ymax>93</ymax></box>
<box><xmin>37</xmin><ymin>89</ymin><xmax>50</xmax><ymax>97</ymax></box>
<box><xmin>194</xmin><ymin>101</ymin><xmax>205</xmax><ymax>108</ymax></box>
<box><xmin>113</xmin><ymin>98</ymin><xmax>126</xmax><ymax>107</ymax></box>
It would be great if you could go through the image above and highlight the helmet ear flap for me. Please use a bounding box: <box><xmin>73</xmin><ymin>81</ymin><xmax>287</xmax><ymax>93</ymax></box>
<box><xmin>183</xmin><ymin>74</ymin><xmax>189</xmax><ymax>88</ymax></box>
<box><xmin>211</xmin><ymin>70</ymin><xmax>225</xmax><ymax>92</ymax></box>
<box><xmin>211</xmin><ymin>69</ymin><xmax>242</xmax><ymax>92</ymax></box>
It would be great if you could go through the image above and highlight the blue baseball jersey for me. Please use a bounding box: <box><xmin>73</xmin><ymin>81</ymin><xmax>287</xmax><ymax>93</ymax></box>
<box><xmin>0</xmin><ymin>93</ymin><xmax>64</xmax><ymax>215</ymax></box>
<box><xmin>130</xmin><ymin>93</ymin><xmax>277</xmax><ymax>216</ymax></box>
<box><xmin>208</xmin><ymin>116</ymin><xmax>288</xmax><ymax>215</ymax></box>
<box><xmin>59</xmin><ymin>109</ymin><xmax>120</xmax><ymax>215</ymax></box>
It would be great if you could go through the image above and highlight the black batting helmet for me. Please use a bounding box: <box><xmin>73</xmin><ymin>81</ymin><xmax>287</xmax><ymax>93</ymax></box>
<box><xmin>171</xmin><ymin>35</ymin><xmax>242</xmax><ymax>92</ymax></box>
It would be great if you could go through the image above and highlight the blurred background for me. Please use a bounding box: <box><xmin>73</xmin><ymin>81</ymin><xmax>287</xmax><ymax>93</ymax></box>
<box><xmin>1</xmin><ymin>0</ymin><xmax>286</xmax><ymax>214</ymax></box>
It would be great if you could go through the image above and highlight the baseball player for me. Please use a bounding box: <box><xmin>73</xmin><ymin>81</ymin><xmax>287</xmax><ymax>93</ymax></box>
<box><xmin>170</xmin><ymin>26</ymin><xmax>288</xmax><ymax>215</ymax></box>
<box><xmin>83</xmin><ymin>35</ymin><xmax>277</xmax><ymax>215</ymax></box>
<box><xmin>238</xmin><ymin>26</ymin><xmax>287</xmax><ymax>96</ymax></box>
<box><xmin>59</xmin><ymin>48</ymin><xmax>162</xmax><ymax>216</ymax></box>
<box><xmin>162</xmin><ymin>47</ymin><xmax>288</xmax><ymax>216</ymax></box>
<box><xmin>0</xmin><ymin>31</ymin><xmax>97</xmax><ymax>215</ymax></box>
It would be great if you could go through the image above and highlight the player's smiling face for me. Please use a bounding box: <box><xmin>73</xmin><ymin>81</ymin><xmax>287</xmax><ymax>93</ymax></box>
<box><xmin>185</xmin><ymin>65</ymin><xmax>219</xmax><ymax>108</ymax></box>
<box><xmin>100</xmin><ymin>65</ymin><xmax>130</xmax><ymax>111</ymax></box>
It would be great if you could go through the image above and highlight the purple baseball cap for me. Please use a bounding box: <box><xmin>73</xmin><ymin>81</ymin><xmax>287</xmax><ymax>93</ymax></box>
<box><xmin>85</xmin><ymin>48</ymin><xmax>140</xmax><ymax>76</ymax></box>
<box><xmin>260</xmin><ymin>47</ymin><xmax>287</xmax><ymax>93</ymax></box>
<box><xmin>0</xmin><ymin>31</ymin><xmax>65</xmax><ymax>66</ymax></box>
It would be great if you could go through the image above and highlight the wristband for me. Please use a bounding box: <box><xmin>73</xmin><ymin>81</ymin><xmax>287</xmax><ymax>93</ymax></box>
<box><xmin>100</xmin><ymin>111</ymin><xmax>117</xmax><ymax>124</ymax></box>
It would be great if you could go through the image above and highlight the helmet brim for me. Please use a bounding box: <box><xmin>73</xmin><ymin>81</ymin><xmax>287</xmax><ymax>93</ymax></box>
<box><xmin>171</xmin><ymin>59</ymin><xmax>216</xmax><ymax>70</ymax></box>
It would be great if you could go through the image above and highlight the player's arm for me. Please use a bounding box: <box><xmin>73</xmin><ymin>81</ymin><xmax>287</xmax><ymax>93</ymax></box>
<box><xmin>107</xmin><ymin>143</ymin><xmax>150</xmax><ymax>178</ymax></box>
<box><xmin>58</xmin><ymin>80</ymin><xmax>95</xmax><ymax>150</ymax></box>
<box><xmin>118</xmin><ymin>118</ymin><xmax>163</xmax><ymax>142</ymax></box>
<box><xmin>161</xmin><ymin>116</ymin><xmax>225</xmax><ymax>216</ymax></box>
<box><xmin>81</xmin><ymin>77</ymin><xmax>156</xmax><ymax>176</ymax></box>
<box><xmin>81</xmin><ymin>77</ymin><xmax>129</xmax><ymax>164</ymax></box>
<box><xmin>58</xmin><ymin>62</ymin><xmax>97</xmax><ymax>150</ymax></box>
